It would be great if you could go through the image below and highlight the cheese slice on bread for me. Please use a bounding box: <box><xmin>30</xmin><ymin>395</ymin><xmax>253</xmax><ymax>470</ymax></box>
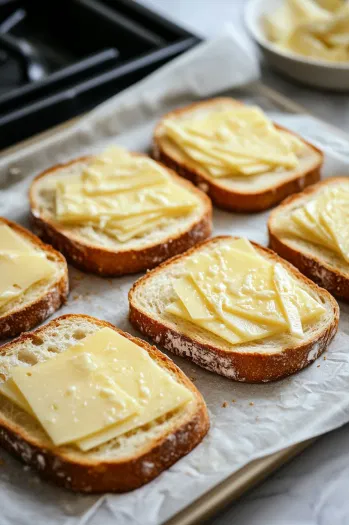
<box><xmin>129</xmin><ymin>236</ymin><xmax>338</xmax><ymax>382</ymax></box>
<box><xmin>269</xmin><ymin>177</ymin><xmax>349</xmax><ymax>300</ymax></box>
<box><xmin>0</xmin><ymin>217</ymin><xmax>68</xmax><ymax>338</ymax></box>
<box><xmin>153</xmin><ymin>98</ymin><xmax>323</xmax><ymax>212</ymax></box>
<box><xmin>29</xmin><ymin>147</ymin><xmax>212</xmax><ymax>276</ymax></box>
<box><xmin>0</xmin><ymin>314</ymin><xmax>209</xmax><ymax>492</ymax></box>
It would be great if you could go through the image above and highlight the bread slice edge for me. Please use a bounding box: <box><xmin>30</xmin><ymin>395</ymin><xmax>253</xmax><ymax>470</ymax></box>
<box><xmin>29</xmin><ymin>155</ymin><xmax>212</xmax><ymax>276</ymax></box>
<box><xmin>129</xmin><ymin>236</ymin><xmax>339</xmax><ymax>383</ymax></box>
<box><xmin>0</xmin><ymin>314</ymin><xmax>209</xmax><ymax>493</ymax></box>
<box><xmin>268</xmin><ymin>177</ymin><xmax>349</xmax><ymax>300</ymax></box>
<box><xmin>153</xmin><ymin>97</ymin><xmax>323</xmax><ymax>213</ymax></box>
<box><xmin>0</xmin><ymin>217</ymin><xmax>68</xmax><ymax>338</ymax></box>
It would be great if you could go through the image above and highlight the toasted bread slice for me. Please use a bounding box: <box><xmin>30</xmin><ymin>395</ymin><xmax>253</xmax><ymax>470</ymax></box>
<box><xmin>0</xmin><ymin>314</ymin><xmax>209</xmax><ymax>493</ymax></box>
<box><xmin>269</xmin><ymin>177</ymin><xmax>349</xmax><ymax>300</ymax></box>
<box><xmin>29</xmin><ymin>155</ymin><xmax>212</xmax><ymax>276</ymax></box>
<box><xmin>0</xmin><ymin>218</ymin><xmax>68</xmax><ymax>338</ymax></box>
<box><xmin>153</xmin><ymin>98</ymin><xmax>323</xmax><ymax>213</ymax></box>
<box><xmin>129</xmin><ymin>236</ymin><xmax>338</xmax><ymax>383</ymax></box>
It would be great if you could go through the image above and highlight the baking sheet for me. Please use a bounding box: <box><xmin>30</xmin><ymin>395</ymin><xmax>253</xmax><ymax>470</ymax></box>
<box><xmin>0</xmin><ymin>34</ymin><xmax>349</xmax><ymax>525</ymax></box>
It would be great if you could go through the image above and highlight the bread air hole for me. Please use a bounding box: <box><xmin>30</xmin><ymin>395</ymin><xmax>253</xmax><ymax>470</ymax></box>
<box><xmin>47</xmin><ymin>346</ymin><xmax>59</xmax><ymax>353</ymax></box>
<box><xmin>18</xmin><ymin>350</ymin><xmax>38</xmax><ymax>365</ymax></box>
<box><xmin>73</xmin><ymin>330</ymin><xmax>86</xmax><ymax>340</ymax></box>
<box><xmin>31</xmin><ymin>335</ymin><xmax>44</xmax><ymax>346</ymax></box>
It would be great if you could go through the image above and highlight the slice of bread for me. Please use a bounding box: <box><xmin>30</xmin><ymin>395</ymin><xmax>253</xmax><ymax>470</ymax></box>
<box><xmin>129</xmin><ymin>236</ymin><xmax>339</xmax><ymax>383</ymax></box>
<box><xmin>0</xmin><ymin>314</ymin><xmax>209</xmax><ymax>493</ymax></box>
<box><xmin>0</xmin><ymin>218</ymin><xmax>68</xmax><ymax>339</ymax></box>
<box><xmin>269</xmin><ymin>177</ymin><xmax>349</xmax><ymax>300</ymax></box>
<box><xmin>29</xmin><ymin>155</ymin><xmax>212</xmax><ymax>276</ymax></box>
<box><xmin>153</xmin><ymin>98</ymin><xmax>323</xmax><ymax>213</ymax></box>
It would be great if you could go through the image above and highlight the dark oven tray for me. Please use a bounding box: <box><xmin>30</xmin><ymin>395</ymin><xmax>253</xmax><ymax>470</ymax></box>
<box><xmin>0</xmin><ymin>0</ymin><xmax>200</xmax><ymax>149</ymax></box>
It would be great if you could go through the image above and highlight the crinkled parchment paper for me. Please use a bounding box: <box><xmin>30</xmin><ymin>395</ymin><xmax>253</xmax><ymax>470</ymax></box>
<box><xmin>0</xmin><ymin>33</ymin><xmax>348</xmax><ymax>525</ymax></box>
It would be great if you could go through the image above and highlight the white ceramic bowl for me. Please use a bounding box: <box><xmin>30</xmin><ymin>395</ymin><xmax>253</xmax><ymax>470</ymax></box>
<box><xmin>245</xmin><ymin>0</ymin><xmax>349</xmax><ymax>91</ymax></box>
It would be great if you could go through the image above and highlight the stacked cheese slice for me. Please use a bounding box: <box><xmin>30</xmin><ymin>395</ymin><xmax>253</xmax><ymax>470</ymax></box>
<box><xmin>279</xmin><ymin>182</ymin><xmax>349</xmax><ymax>263</ymax></box>
<box><xmin>0</xmin><ymin>224</ymin><xmax>54</xmax><ymax>310</ymax></box>
<box><xmin>0</xmin><ymin>327</ymin><xmax>193</xmax><ymax>451</ymax></box>
<box><xmin>265</xmin><ymin>0</ymin><xmax>349</xmax><ymax>63</ymax></box>
<box><xmin>162</xmin><ymin>106</ymin><xmax>305</xmax><ymax>178</ymax></box>
<box><xmin>55</xmin><ymin>147</ymin><xmax>199</xmax><ymax>242</ymax></box>
<box><xmin>166</xmin><ymin>238</ymin><xmax>325</xmax><ymax>345</ymax></box>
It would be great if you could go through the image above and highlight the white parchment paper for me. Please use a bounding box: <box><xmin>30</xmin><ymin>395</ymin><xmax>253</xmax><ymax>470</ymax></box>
<box><xmin>0</xmin><ymin>34</ymin><xmax>349</xmax><ymax>525</ymax></box>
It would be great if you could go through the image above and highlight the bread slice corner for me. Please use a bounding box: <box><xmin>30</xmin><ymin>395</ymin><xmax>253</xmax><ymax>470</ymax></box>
<box><xmin>268</xmin><ymin>177</ymin><xmax>349</xmax><ymax>300</ymax></box>
<box><xmin>153</xmin><ymin>97</ymin><xmax>323</xmax><ymax>213</ymax></box>
<box><xmin>129</xmin><ymin>236</ymin><xmax>339</xmax><ymax>383</ymax></box>
<box><xmin>29</xmin><ymin>154</ymin><xmax>212</xmax><ymax>277</ymax></box>
<box><xmin>0</xmin><ymin>217</ymin><xmax>68</xmax><ymax>338</ymax></box>
<box><xmin>0</xmin><ymin>314</ymin><xmax>209</xmax><ymax>492</ymax></box>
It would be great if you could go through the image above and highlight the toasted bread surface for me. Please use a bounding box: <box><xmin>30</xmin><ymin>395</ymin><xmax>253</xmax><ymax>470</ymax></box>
<box><xmin>0</xmin><ymin>314</ymin><xmax>209</xmax><ymax>493</ymax></box>
<box><xmin>29</xmin><ymin>155</ymin><xmax>212</xmax><ymax>276</ymax></box>
<box><xmin>0</xmin><ymin>218</ymin><xmax>68</xmax><ymax>338</ymax></box>
<box><xmin>153</xmin><ymin>98</ymin><xmax>323</xmax><ymax>213</ymax></box>
<box><xmin>129</xmin><ymin>236</ymin><xmax>339</xmax><ymax>383</ymax></box>
<box><xmin>269</xmin><ymin>177</ymin><xmax>349</xmax><ymax>300</ymax></box>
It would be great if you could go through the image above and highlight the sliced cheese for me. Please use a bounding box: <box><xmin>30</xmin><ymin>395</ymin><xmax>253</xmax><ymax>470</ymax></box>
<box><xmin>55</xmin><ymin>181</ymin><xmax>197</xmax><ymax>225</ymax></box>
<box><xmin>0</xmin><ymin>378</ymin><xmax>35</xmax><ymax>416</ymax></box>
<box><xmin>166</xmin><ymin>238</ymin><xmax>326</xmax><ymax>346</ymax></box>
<box><xmin>82</xmin><ymin>148</ymin><xmax>169</xmax><ymax>195</ymax></box>
<box><xmin>2</xmin><ymin>327</ymin><xmax>193</xmax><ymax>451</ymax></box>
<box><xmin>76</xmin><ymin>329</ymin><xmax>193</xmax><ymax>451</ymax></box>
<box><xmin>11</xmin><ymin>338</ymin><xmax>140</xmax><ymax>446</ymax></box>
<box><xmin>280</xmin><ymin>183</ymin><xmax>349</xmax><ymax>263</ymax></box>
<box><xmin>0</xmin><ymin>253</ymin><xmax>55</xmax><ymax>309</ymax></box>
<box><xmin>264</xmin><ymin>0</ymin><xmax>349</xmax><ymax>63</ymax></box>
<box><xmin>0</xmin><ymin>223</ymin><xmax>55</xmax><ymax>309</ymax></box>
<box><xmin>0</xmin><ymin>224</ymin><xmax>33</xmax><ymax>253</ymax></box>
<box><xmin>173</xmin><ymin>276</ymin><xmax>213</xmax><ymax>320</ymax></box>
<box><xmin>273</xmin><ymin>263</ymin><xmax>303</xmax><ymax>338</ymax></box>
<box><xmin>53</xmin><ymin>146</ymin><xmax>199</xmax><ymax>242</ymax></box>
<box><xmin>166</xmin><ymin>300</ymin><xmax>241</xmax><ymax>345</ymax></box>
<box><xmin>162</xmin><ymin>105</ymin><xmax>304</xmax><ymax>179</ymax></box>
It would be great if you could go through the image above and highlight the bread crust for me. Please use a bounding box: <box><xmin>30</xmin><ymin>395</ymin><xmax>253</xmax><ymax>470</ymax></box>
<box><xmin>29</xmin><ymin>156</ymin><xmax>212</xmax><ymax>276</ymax></box>
<box><xmin>0</xmin><ymin>314</ymin><xmax>209</xmax><ymax>493</ymax></box>
<box><xmin>268</xmin><ymin>177</ymin><xmax>349</xmax><ymax>301</ymax></box>
<box><xmin>153</xmin><ymin>98</ymin><xmax>323</xmax><ymax>213</ymax></box>
<box><xmin>129</xmin><ymin>236</ymin><xmax>339</xmax><ymax>383</ymax></box>
<box><xmin>0</xmin><ymin>218</ymin><xmax>68</xmax><ymax>338</ymax></box>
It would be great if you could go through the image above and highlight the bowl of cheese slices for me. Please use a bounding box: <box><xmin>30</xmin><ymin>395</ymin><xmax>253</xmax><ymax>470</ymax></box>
<box><xmin>245</xmin><ymin>0</ymin><xmax>349</xmax><ymax>91</ymax></box>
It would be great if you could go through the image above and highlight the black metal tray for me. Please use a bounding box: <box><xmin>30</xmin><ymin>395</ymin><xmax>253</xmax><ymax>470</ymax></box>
<box><xmin>0</xmin><ymin>0</ymin><xmax>199</xmax><ymax>149</ymax></box>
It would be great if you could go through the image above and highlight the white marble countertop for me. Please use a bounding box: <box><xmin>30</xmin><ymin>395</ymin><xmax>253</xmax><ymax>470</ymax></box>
<box><xmin>139</xmin><ymin>1</ymin><xmax>349</xmax><ymax>524</ymax></box>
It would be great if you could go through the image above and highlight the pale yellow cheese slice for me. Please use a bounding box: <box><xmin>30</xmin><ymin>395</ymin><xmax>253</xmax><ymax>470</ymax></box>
<box><xmin>173</xmin><ymin>276</ymin><xmax>213</xmax><ymax>320</ymax></box>
<box><xmin>55</xmin><ymin>182</ymin><xmax>197</xmax><ymax>225</ymax></box>
<box><xmin>82</xmin><ymin>149</ymin><xmax>169</xmax><ymax>195</ymax></box>
<box><xmin>104</xmin><ymin>216</ymin><xmax>166</xmax><ymax>243</ymax></box>
<box><xmin>0</xmin><ymin>253</ymin><xmax>55</xmax><ymax>309</ymax></box>
<box><xmin>166</xmin><ymin>300</ymin><xmax>241</xmax><ymax>345</ymax></box>
<box><xmin>1</xmin><ymin>328</ymin><xmax>193</xmax><ymax>451</ymax></box>
<box><xmin>0</xmin><ymin>378</ymin><xmax>35</xmax><ymax>416</ymax></box>
<box><xmin>54</xmin><ymin>145</ymin><xmax>198</xmax><ymax>242</ymax></box>
<box><xmin>163</xmin><ymin>106</ymin><xmax>304</xmax><ymax>179</ymax></box>
<box><xmin>0</xmin><ymin>223</ymin><xmax>55</xmax><ymax>309</ymax></box>
<box><xmin>273</xmin><ymin>263</ymin><xmax>303</xmax><ymax>338</ymax></box>
<box><xmin>10</xmin><ymin>339</ymin><xmax>140</xmax><ymax>446</ymax></box>
<box><xmin>0</xmin><ymin>224</ymin><xmax>34</xmax><ymax>253</ymax></box>
<box><xmin>167</xmin><ymin>238</ymin><xmax>325</xmax><ymax>346</ymax></box>
<box><xmin>76</xmin><ymin>329</ymin><xmax>193</xmax><ymax>451</ymax></box>
<box><xmin>280</xmin><ymin>184</ymin><xmax>349</xmax><ymax>263</ymax></box>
